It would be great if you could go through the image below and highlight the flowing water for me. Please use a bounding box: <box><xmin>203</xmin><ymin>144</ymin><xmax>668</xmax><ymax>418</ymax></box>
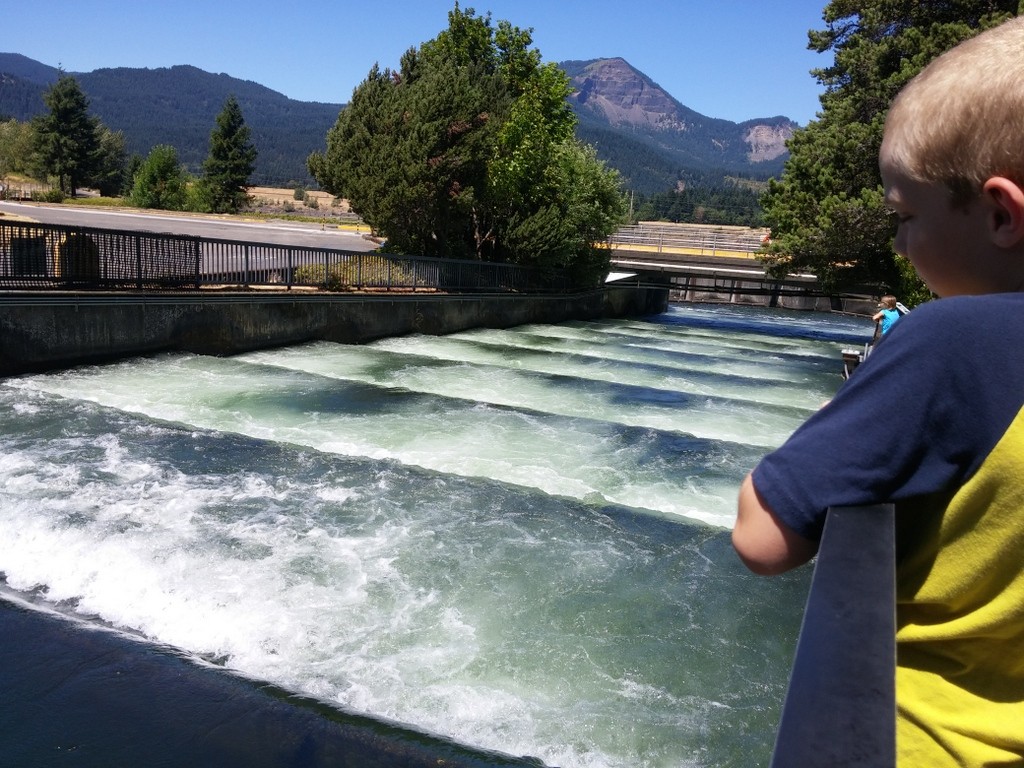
<box><xmin>0</xmin><ymin>303</ymin><xmax>872</xmax><ymax>767</ymax></box>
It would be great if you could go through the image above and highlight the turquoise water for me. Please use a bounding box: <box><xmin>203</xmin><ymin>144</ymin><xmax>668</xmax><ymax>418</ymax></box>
<box><xmin>0</xmin><ymin>303</ymin><xmax>872</xmax><ymax>767</ymax></box>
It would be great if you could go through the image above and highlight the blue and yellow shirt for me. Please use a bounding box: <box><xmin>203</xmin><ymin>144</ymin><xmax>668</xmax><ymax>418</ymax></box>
<box><xmin>752</xmin><ymin>293</ymin><xmax>1024</xmax><ymax>765</ymax></box>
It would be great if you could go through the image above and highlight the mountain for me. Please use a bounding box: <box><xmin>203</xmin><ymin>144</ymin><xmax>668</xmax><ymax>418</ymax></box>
<box><xmin>561</xmin><ymin>58</ymin><xmax>796</xmax><ymax>191</ymax></box>
<box><xmin>0</xmin><ymin>53</ymin><xmax>60</xmax><ymax>122</ymax></box>
<box><xmin>0</xmin><ymin>53</ymin><xmax>341</xmax><ymax>186</ymax></box>
<box><xmin>0</xmin><ymin>53</ymin><xmax>796</xmax><ymax>193</ymax></box>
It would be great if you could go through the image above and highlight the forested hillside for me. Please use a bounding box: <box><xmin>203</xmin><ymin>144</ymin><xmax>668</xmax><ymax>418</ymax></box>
<box><xmin>0</xmin><ymin>52</ymin><xmax>792</xmax><ymax>218</ymax></box>
<box><xmin>0</xmin><ymin>54</ymin><xmax>340</xmax><ymax>186</ymax></box>
<box><xmin>79</xmin><ymin>66</ymin><xmax>340</xmax><ymax>186</ymax></box>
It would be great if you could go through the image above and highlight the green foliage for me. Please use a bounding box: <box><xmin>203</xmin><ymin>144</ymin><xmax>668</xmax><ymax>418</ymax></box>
<box><xmin>634</xmin><ymin>180</ymin><xmax>765</xmax><ymax>227</ymax></box>
<box><xmin>0</xmin><ymin>119</ymin><xmax>37</xmax><ymax>180</ymax></box>
<box><xmin>184</xmin><ymin>178</ymin><xmax>214</xmax><ymax>213</ymax></box>
<box><xmin>31</xmin><ymin>74</ymin><xmax>100</xmax><ymax>196</ymax></box>
<box><xmin>126</xmin><ymin>153</ymin><xmax>144</xmax><ymax>187</ymax></box>
<box><xmin>293</xmin><ymin>186</ymin><xmax>306</xmax><ymax>201</ymax></box>
<box><xmin>90</xmin><ymin>126</ymin><xmax>129</xmax><ymax>197</ymax></box>
<box><xmin>16</xmin><ymin>75</ymin><xmax>126</xmax><ymax>198</ymax></box>
<box><xmin>202</xmin><ymin>95</ymin><xmax>257</xmax><ymax>213</ymax></box>
<box><xmin>293</xmin><ymin>259</ymin><xmax>416</xmax><ymax>290</ymax></box>
<box><xmin>128</xmin><ymin>144</ymin><xmax>189</xmax><ymax>210</ymax></box>
<box><xmin>60</xmin><ymin>195</ymin><xmax>128</xmax><ymax>208</ymax></box>
<box><xmin>308</xmin><ymin>4</ymin><xmax>624</xmax><ymax>285</ymax></box>
<box><xmin>31</xmin><ymin>188</ymin><xmax>66</xmax><ymax>203</ymax></box>
<box><xmin>761</xmin><ymin>0</ymin><xmax>1019</xmax><ymax>292</ymax></box>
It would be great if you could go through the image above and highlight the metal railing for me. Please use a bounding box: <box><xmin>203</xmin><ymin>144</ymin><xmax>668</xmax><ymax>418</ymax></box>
<box><xmin>771</xmin><ymin>504</ymin><xmax>896</xmax><ymax>767</ymax></box>
<box><xmin>0</xmin><ymin>220</ymin><xmax>571</xmax><ymax>295</ymax></box>
<box><xmin>609</xmin><ymin>222</ymin><xmax>770</xmax><ymax>258</ymax></box>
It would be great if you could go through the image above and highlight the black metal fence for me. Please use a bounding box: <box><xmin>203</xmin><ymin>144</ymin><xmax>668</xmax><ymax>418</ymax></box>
<box><xmin>0</xmin><ymin>220</ymin><xmax>571</xmax><ymax>294</ymax></box>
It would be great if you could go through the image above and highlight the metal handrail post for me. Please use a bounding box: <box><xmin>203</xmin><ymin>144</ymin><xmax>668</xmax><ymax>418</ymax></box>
<box><xmin>770</xmin><ymin>504</ymin><xmax>896</xmax><ymax>767</ymax></box>
<box><xmin>136</xmin><ymin>235</ymin><xmax>143</xmax><ymax>289</ymax></box>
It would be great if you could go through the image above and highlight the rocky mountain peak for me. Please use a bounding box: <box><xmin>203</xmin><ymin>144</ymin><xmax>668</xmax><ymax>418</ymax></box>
<box><xmin>570</xmin><ymin>58</ymin><xmax>689</xmax><ymax>131</ymax></box>
<box><xmin>562</xmin><ymin>57</ymin><xmax>797</xmax><ymax>172</ymax></box>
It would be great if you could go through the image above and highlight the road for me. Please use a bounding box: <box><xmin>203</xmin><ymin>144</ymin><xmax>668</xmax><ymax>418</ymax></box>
<box><xmin>0</xmin><ymin>201</ymin><xmax>380</xmax><ymax>253</ymax></box>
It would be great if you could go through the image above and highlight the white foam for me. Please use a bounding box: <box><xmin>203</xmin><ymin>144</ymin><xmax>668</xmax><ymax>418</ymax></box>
<box><xmin>0</xmin><ymin>307</ymin><xmax>837</xmax><ymax>767</ymax></box>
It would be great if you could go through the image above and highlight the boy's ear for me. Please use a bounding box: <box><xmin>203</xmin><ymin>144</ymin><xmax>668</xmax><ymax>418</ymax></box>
<box><xmin>982</xmin><ymin>176</ymin><xmax>1024</xmax><ymax>247</ymax></box>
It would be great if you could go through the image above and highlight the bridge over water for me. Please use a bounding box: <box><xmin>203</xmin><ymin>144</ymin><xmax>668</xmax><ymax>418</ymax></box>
<box><xmin>606</xmin><ymin>222</ymin><xmax>835</xmax><ymax>309</ymax></box>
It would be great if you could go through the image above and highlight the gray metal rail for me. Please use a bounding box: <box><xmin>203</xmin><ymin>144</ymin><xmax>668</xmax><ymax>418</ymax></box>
<box><xmin>771</xmin><ymin>504</ymin><xmax>896</xmax><ymax>767</ymax></box>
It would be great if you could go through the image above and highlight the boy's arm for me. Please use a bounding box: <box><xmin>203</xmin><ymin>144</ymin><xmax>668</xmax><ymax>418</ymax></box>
<box><xmin>733</xmin><ymin>473</ymin><xmax>819</xmax><ymax>575</ymax></box>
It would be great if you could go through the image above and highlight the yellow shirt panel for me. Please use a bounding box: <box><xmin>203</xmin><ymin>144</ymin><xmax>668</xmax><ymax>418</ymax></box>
<box><xmin>896</xmin><ymin>406</ymin><xmax>1024</xmax><ymax>765</ymax></box>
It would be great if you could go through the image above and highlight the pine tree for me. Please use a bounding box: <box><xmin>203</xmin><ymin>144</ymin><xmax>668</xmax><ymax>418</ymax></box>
<box><xmin>202</xmin><ymin>95</ymin><xmax>257</xmax><ymax>213</ymax></box>
<box><xmin>31</xmin><ymin>74</ymin><xmax>100</xmax><ymax>196</ymax></box>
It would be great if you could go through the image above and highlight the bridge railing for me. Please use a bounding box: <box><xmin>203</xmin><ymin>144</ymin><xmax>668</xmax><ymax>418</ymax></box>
<box><xmin>771</xmin><ymin>504</ymin><xmax>896</xmax><ymax>767</ymax></box>
<box><xmin>609</xmin><ymin>222</ymin><xmax>770</xmax><ymax>257</ymax></box>
<box><xmin>0</xmin><ymin>220</ymin><xmax>571</xmax><ymax>295</ymax></box>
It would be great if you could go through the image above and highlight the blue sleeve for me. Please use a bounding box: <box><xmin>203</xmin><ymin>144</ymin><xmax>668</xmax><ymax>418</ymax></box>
<box><xmin>752</xmin><ymin>295</ymin><xmax>1024</xmax><ymax>540</ymax></box>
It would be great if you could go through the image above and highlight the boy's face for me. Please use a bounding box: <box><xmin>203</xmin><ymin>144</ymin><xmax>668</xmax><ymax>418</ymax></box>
<box><xmin>880</xmin><ymin>142</ymin><xmax>994</xmax><ymax>297</ymax></box>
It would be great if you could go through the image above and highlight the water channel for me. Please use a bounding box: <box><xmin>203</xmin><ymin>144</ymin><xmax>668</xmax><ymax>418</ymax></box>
<box><xmin>0</xmin><ymin>303</ymin><xmax>873</xmax><ymax>767</ymax></box>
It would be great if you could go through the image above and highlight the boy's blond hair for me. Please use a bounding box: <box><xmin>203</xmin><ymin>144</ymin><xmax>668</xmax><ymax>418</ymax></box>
<box><xmin>883</xmin><ymin>16</ymin><xmax>1024</xmax><ymax>206</ymax></box>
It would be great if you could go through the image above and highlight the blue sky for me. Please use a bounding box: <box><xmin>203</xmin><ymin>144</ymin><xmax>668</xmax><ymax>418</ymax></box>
<box><xmin>5</xmin><ymin>1</ymin><xmax>832</xmax><ymax>125</ymax></box>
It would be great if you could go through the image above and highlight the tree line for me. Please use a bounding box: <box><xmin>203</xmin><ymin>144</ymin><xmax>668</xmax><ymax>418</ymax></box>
<box><xmin>632</xmin><ymin>179</ymin><xmax>766</xmax><ymax>228</ymax></box>
<box><xmin>1</xmin><ymin>74</ymin><xmax>256</xmax><ymax>214</ymax></box>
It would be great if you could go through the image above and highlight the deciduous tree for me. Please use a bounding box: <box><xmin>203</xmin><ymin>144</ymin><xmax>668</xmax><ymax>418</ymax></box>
<box><xmin>90</xmin><ymin>126</ymin><xmax>129</xmax><ymax>197</ymax></box>
<box><xmin>128</xmin><ymin>144</ymin><xmax>189</xmax><ymax>210</ymax></box>
<box><xmin>0</xmin><ymin>119</ymin><xmax>36</xmax><ymax>183</ymax></box>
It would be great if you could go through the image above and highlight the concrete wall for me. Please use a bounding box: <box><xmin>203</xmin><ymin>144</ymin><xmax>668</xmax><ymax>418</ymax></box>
<box><xmin>0</xmin><ymin>285</ymin><xmax>668</xmax><ymax>377</ymax></box>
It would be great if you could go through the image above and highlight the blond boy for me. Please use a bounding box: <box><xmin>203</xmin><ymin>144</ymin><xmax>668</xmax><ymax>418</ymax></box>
<box><xmin>733</xmin><ymin>17</ymin><xmax>1024</xmax><ymax>765</ymax></box>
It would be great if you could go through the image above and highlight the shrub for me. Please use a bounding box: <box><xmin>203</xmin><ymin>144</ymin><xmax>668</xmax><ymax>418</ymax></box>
<box><xmin>293</xmin><ymin>263</ymin><xmax>333</xmax><ymax>288</ymax></box>
<box><xmin>185</xmin><ymin>180</ymin><xmax>214</xmax><ymax>213</ymax></box>
<box><xmin>32</xmin><ymin>189</ymin><xmax>65</xmax><ymax>203</ymax></box>
<box><xmin>293</xmin><ymin>258</ymin><xmax>418</xmax><ymax>290</ymax></box>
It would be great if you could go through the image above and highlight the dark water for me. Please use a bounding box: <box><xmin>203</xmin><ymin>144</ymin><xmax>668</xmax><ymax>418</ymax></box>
<box><xmin>0</xmin><ymin>303</ymin><xmax>873</xmax><ymax>767</ymax></box>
